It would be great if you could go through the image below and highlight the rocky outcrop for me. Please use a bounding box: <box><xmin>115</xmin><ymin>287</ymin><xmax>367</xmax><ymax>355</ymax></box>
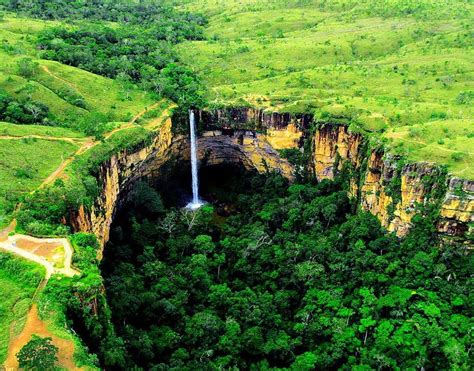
<box><xmin>438</xmin><ymin>178</ymin><xmax>474</xmax><ymax>236</ymax></box>
<box><xmin>169</xmin><ymin>130</ymin><xmax>294</xmax><ymax>179</ymax></box>
<box><xmin>200</xmin><ymin>107</ymin><xmax>473</xmax><ymax>240</ymax></box>
<box><xmin>313</xmin><ymin>125</ymin><xmax>364</xmax><ymax>180</ymax></box>
<box><xmin>71</xmin><ymin>113</ymin><xmax>298</xmax><ymax>247</ymax></box>
<box><xmin>358</xmin><ymin>153</ymin><xmax>449</xmax><ymax>236</ymax></box>
<box><xmin>199</xmin><ymin>107</ymin><xmax>312</xmax><ymax>132</ymax></box>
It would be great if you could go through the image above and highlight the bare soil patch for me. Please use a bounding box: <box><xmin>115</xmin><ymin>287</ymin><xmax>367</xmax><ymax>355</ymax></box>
<box><xmin>4</xmin><ymin>304</ymin><xmax>81</xmax><ymax>370</ymax></box>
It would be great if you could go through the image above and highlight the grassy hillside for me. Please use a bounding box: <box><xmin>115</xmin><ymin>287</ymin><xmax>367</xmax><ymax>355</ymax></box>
<box><xmin>0</xmin><ymin>253</ymin><xmax>44</xmax><ymax>364</ymax></box>
<box><xmin>0</xmin><ymin>122</ymin><xmax>85</xmax><ymax>138</ymax></box>
<box><xmin>176</xmin><ymin>0</ymin><xmax>474</xmax><ymax>177</ymax></box>
<box><xmin>0</xmin><ymin>16</ymin><xmax>156</xmax><ymax>128</ymax></box>
<box><xmin>0</xmin><ymin>15</ymin><xmax>163</xmax><ymax>226</ymax></box>
<box><xmin>0</xmin><ymin>138</ymin><xmax>78</xmax><ymax>226</ymax></box>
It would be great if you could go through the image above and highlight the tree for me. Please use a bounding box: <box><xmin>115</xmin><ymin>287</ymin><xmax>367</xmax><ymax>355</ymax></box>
<box><xmin>20</xmin><ymin>83</ymin><xmax>38</xmax><ymax>100</ymax></box>
<box><xmin>180</xmin><ymin>205</ymin><xmax>213</xmax><ymax>232</ymax></box>
<box><xmin>159</xmin><ymin>210</ymin><xmax>178</xmax><ymax>235</ymax></box>
<box><xmin>194</xmin><ymin>234</ymin><xmax>215</xmax><ymax>254</ymax></box>
<box><xmin>17</xmin><ymin>335</ymin><xmax>58</xmax><ymax>370</ymax></box>
<box><xmin>291</xmin><ymin>352</ymin><xmax>318</xmax><ymax>370</ymax></box>
<box><xmin>24</xmin><ymin>102</ymin><xmax>44</xmax><ymax>122</ymax></box>
<box><xmin>100</xmin><ymin>168</ymin><xmax>473</xmax><ymax>369</ymax></box>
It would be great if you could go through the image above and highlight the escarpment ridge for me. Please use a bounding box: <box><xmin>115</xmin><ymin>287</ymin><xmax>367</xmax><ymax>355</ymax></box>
<box><xmin>71</xmin><ymin>107</ymin><xmax>473</xmax><ymax>247</ymax></box>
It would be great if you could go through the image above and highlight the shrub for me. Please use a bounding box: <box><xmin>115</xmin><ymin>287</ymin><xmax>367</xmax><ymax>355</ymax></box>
<box><xmin>451</xmin><ymin>152</ymin><xmax>464</xmax><ymax>162</ymax></box>
<box><xmin>16</xmin><ymin>58</ymin><xmax>38</xmax><ymax>78</ymax></box>
<box><xmin>408</xmin><ymin>126</ymin><xmax>423</xmax><ymax>138</ymax></box>
<box><xmin>430</xmin><ymin>111</ymin><xmax>447</xmax><ymax>120</ymax></box>
<box><xmin>236</xmin><ymin>45</ymin><xmax>250</xmax><ymax>53</ymax></box>
<box><xmin>455</xmin><ymin>91</ymin><xmax>473</xmax><ymax>105</ymax></box>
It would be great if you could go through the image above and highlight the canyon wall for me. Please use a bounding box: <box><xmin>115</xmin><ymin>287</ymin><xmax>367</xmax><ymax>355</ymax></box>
<box><xmin>313</xmin><ymin>122</ymin><xmax>473</xmax><ymax>239</ymax></box>
<box><xmin>200</xmin><ymin>108</ymin><xmax>473</xmax><ymax>241</ymax></box>
<box><xmin>71</xmin><ymin>113</ymin><xmax>299</xmax><ymax>247</ymax></box>
<box><xmin>169</xmin><ymin>130</ymin><xmax>294</xmax><ymax>179</ymax></box>
<box><xmin>71</xmin><ymin>118</ymin><xmax>175</xmax><ymax>248</ymax></box>
<box><xmin>72</xmin><ymin>107</ymin><xmax>473</xmax><ymax>247</ymax></box>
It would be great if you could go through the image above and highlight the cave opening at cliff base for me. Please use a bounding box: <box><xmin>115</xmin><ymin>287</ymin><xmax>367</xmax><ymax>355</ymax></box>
<box><xmin>154</xmin><ymin>161</ymin><xmax>259</xmax><ymax>214</ymax></box>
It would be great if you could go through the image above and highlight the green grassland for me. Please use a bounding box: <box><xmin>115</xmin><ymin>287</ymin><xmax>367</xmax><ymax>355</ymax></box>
<box><xmin>386</xmin><ymin>119</ymin><xmax>474</xmax><ymax>178</ymax></box>
<box><xmin>0</xmin><ymin>138</ymin><xmax>78</xmax><ymax>226</ymax></box>
<box><xmin>176</xmin><ymin>0</ymin><xmax>474</xmax><ymax>177</ymax></box>
<box><xmin>0</xmin><ymin>122</ymin><xmax>85</xmax><ymax>138</ymax></box>
<box><xmin>0</xmin><ymin>252</ymin><xmax>45</xmax><ymax>364</ymax></box>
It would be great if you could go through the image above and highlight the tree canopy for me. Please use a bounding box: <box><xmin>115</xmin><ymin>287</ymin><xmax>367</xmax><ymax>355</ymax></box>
<box><xmin>98</xmin><ymin>170</ymin><xmax>473</xmax><ymax>369</ymax></box>
<box><xmin>16</xmin><ymin>335</ymin><xmax>58</xmax><ymax>370</ymax></box>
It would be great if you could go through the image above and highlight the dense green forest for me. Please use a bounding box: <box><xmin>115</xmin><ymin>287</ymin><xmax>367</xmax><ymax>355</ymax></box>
<box><xmin>1</xmin><ymin>0</ymin><xmax>207</xmax><ymax>121</ymax></box>
<box><xmin>99</xmin><ymin>168</ymin><xmax>472</xmax><ymax>369</ymax></box>
<box><xmin>0</xmin><ymin>1</ymin><xmax>472</xmax><ymax>370</ymax></box>
<box><xmin>0</xmin><ymin>89</ymin><xmax>50</xmax><ymax>124</ymax></box>
<box><xmin>3</xmin><ymin>0</ymin><xmax>206</xmax><ymax>26</ymax></box>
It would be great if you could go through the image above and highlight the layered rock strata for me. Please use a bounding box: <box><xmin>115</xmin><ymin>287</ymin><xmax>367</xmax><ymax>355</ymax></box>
<box><xmin>200</xmin><ymin>108</ymin><xmax>472</xmax><ymax>239</ymax></box>
<box><xmin>313</xmin><ymin>122</ymin><xmax>473</xmax><ymax>239</ymax></box>
<box><xmin>71</xmin><ymin>114</ymin><xmax>298</xmax><ymax>247</ymax></box>
<box><xmin>72</xmin><ymin>107</ymin><xmax>472</xmax><ymax>246</ymax></box>
<box><xmin>168</xmin><ymin>130</ymin><xmax>294</xmax><ymax>179</ymax></box>
<box><xmin>71</xmin><ymin>118</ymin><xmax>174</xmax><ymax>248</ymax></box>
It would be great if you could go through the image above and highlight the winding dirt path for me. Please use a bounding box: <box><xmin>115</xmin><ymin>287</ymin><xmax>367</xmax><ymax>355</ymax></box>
<box><xmin>128</xmin><ymin>101</ymin><xmax>162</xmax><ymax>125</ymax></box>
<box><xmin>404</xmin><ymin>138</ymin><xmax>474</xmax><ymax>155</ymax></box>
<box><xmin>1</xmin><ymin>66</ymin><xmax>171</xmax><ymax>365</ymax></box>
<box><xmin>0</xmin><ymin>135</ymin><xmax>83</xmax><ymax>144</ymax></box>
<box><xmin>0</xmin><ymin>222</ymin><xmax>80</xmax><ymax>370</ymax></box>
<box><xmin>41</xmin><ymin>65</ymin><xmax>83</xmax><ymax>96</ymax></box>
<box><xmin>0</xmin><ymin>227</ymin><xmax>79</xmax><ymax>368</ymax></box>
<box><xmin>0</xmin><ymin>234</ymin><xmax>78</xmax><ymax>279</ymax></box>
<box><xmin>143</xmin><ymin>105</ymin><xmax>175</xmax><ymax>130</ymax></box>
<box><xmin>35</xmin><ymin>142</ymin><xmax>89</xmax><ymax>190</ymax></box>
<box><xmin>37</xmin><ymin>101</ymin><xmax>167</xmax><ymax>190</ymax></box>
<box><xmin>4</xmin><ymin>304</ymin><xmax>81</xmax><ymax>371</ymax></box>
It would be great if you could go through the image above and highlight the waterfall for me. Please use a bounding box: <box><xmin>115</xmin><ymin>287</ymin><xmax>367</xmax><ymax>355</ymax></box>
<box><xmin>186</xmin><ymin>110</ymin><xmax>204</xmax><ymax>210</ymax></box>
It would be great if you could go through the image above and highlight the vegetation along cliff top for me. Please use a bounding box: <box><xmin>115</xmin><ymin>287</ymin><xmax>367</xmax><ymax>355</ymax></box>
<box><xmin>176</xmin><ymin>0</ymin><xmax>474</xmax><ymax>178</ymax></box>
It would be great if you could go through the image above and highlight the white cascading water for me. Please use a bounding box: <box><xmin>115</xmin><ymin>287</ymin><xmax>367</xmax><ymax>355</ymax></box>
<box><xmin>186</xmin><ymin>110</ymin><xmax>204</xmax><ymax>210</ymax></box>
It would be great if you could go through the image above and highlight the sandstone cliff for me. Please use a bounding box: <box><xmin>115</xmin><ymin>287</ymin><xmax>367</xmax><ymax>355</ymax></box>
<box><xmin>313</xmin><ymin>122</ymin><xmax>473</xmax><ymax>239</ymax></box>
<box><xmin>71</xmin><ymin>112</ymin><xmax>299</xmax><ymax>247</ymax></box>
<box><xmin>201</xmin><ymin>107</ymin><xmax>473</xmax><ymax>240</ymax></box>
<box><xmin>72</xmin><ymin>107</ymin><xmax>473</xmax><ymax>247</ymax></box>
<box><xmin>169</xmin><ymin>130</ymin><xmax>295</xmax><ymax>179</ymax></box>
<box><xmin>71</xmin><ymin>118</ymin><xmax>174</xmax><ymax>249</ymax></box>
